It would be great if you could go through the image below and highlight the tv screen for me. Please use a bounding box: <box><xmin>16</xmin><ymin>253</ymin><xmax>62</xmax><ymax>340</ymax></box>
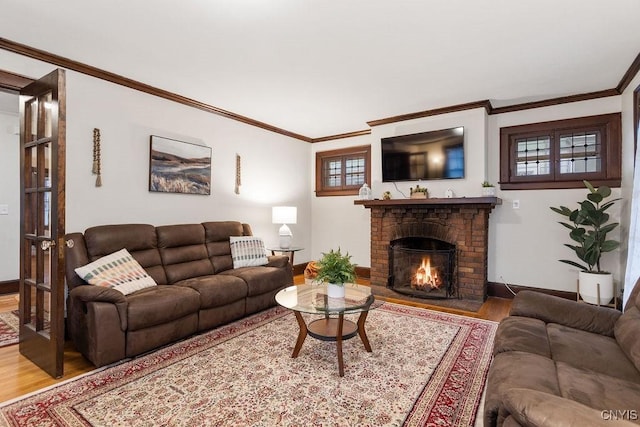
<box><xmin>381</xmin><ymin>127</ymin><xmax>465</xmax><ymax>182</ymax></box>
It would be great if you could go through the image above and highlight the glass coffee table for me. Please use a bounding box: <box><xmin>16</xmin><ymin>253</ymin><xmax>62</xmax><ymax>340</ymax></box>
<box><xmin>275</xmin><ymin>283</ymin><xmax>383</xmax><ymax>377</ymax></box>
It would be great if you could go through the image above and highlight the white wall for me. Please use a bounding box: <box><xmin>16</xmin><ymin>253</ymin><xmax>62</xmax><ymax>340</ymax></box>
<box><xmin>0</xmin><ymin>50</ymin><xmax>313</xmax><ymax>280</ymax></box>
<box><xmin>312</xmin><ymin>97</ymin><xmax>634</xmax><ymax>295</ymax></box>
<box><xmin>487</xmin><ymin>97</ymin><xmax>624</xmax><ymax>293</ymax></box>
<box><xmin>311</xmin><ymin>108</ymin><xmax>488</xmax><ymax>266</ymax></box>
<box><xmin>0</xmin><ymin>104</ymin><xmax>20</xmax><ymax>281</ymax></box>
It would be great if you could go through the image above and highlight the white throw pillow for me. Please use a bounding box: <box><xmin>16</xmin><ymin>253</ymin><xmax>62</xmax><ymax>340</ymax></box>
<box><xmin>74</xmin><ymin>248</ymin><xmax>158</xmax><ymax>295</ymax></box>
<box><xmin>230</xmin><ymin>236</ymin><xmax>268</xmax><ymax>268</ymax></box>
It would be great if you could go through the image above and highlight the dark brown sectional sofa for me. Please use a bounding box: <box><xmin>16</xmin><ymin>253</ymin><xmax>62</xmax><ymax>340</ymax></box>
<box><xmin>64</xmin><ymin>221</ymin><xmax>293</xmax><ymax>367</ymax></box>
<box><xmin>484</xmin><ymin>278</ymin><xmax>640</xmax><ymax>426</ymax></box>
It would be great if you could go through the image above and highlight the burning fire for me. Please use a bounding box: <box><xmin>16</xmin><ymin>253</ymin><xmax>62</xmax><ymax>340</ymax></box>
<box><xmin>412</xmin><ymin>257</ymin><xmax>441</xmax><ymax>290</ymax></box>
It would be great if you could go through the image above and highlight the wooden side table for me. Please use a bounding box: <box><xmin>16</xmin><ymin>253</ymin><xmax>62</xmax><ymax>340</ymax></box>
<box><xmin>267</xmin><ymin>246</ymin><xmax>304</xmax><ymax>265</ymax></box>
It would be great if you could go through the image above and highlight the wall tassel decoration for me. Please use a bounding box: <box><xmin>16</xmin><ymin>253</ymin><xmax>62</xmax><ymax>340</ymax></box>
<box><xmin>235</xmin><ymin>153</ymin><xmax>241</xmax><ymax>195</ymax></box>
<box><xmin>93</xmin><ymin>128</ymin><xmax>102</xmax><ymax>187</ymax></box>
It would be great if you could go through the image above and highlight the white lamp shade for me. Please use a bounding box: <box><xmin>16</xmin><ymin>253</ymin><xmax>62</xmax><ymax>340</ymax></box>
<box><xmin>272</xmin><ymin>206</ymin><xmax>297</xmax><ymax>224</ymax></box>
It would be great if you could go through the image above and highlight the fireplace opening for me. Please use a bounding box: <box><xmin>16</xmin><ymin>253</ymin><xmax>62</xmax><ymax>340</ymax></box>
<box><xmin>388</xmin><ymin>237</ymin><xmax>457</xmax><ymax>299</ymax></box>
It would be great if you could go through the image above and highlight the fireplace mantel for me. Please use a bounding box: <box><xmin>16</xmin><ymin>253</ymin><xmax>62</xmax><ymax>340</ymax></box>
<box><xmin>354</xmin><ymin>196</ymin><xmax>501</xmax><ymax>208</ymax></box>
<box><xmin>355</xmin><ymin>196</ymin><xmax>501</xmax><ymax>301</ymax></box>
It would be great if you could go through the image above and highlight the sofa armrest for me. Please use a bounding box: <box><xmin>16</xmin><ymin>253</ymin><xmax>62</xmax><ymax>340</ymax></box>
<box><xmin>510</xmin><ymin>290</ymin><xmax>621</xmax><ymax>337</ymax></box>
<box><xmin>503</xmin><ymin>388</ymin><xmax>636</xmax><ymax>427</ymax></box>
<box><xmin>266</xmin><ymin>255</ymin><xmax>290</xmax><ymax>269</ymax></box>
<box><xmin>69</xmin><ymin>285</ymin><xmax>128</xmax><ymax>330</ymax></box>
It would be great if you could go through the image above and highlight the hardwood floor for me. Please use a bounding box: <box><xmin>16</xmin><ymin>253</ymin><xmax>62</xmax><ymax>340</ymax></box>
<box><xmin>0</xmin><ymin>277</ymin><xmax>511</xmax><ymax>404</ymax></box>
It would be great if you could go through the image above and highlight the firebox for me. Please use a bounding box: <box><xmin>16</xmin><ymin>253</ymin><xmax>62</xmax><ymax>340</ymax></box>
<box><xmin>388</xmin><ymin>237</ymin><xmax>457</xmax><ymax>299</ymax></box>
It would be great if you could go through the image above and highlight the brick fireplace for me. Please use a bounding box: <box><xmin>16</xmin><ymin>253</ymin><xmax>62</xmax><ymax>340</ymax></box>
<box><xmin>355</xmin><ymin>197</ymin><xmax>500</xmax><ymax>301</ymax></box>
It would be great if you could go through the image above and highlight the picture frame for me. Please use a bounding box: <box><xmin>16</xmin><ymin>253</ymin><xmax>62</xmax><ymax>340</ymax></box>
<box><xmin>149</xmin><ymin>135</ymin><xmax>212</xmax><ymax>195</ymax></box>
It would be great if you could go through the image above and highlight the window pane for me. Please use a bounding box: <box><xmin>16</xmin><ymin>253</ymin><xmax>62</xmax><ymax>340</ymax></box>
<box><xmin>444</xmin><ymin>145</ymin><xmax>464</xmax><ymax>178</ymax></box>
<box><xmin>323</xmin><ymin>159</ymin><xmax>341</xmax><ymax>187</ymax></box>
<box><xmin>559</xmin><ymin>131</ymin><xmax>601</xmax><ymax>174</ymax></box>
<box><xmin>514</xmin><ymin>136</ymin><xmax>551</xmax><ymax>176</ymax></box>
<box><xmin>345</xmin><ymin>157</ymin><xmax>365</xmax><ymax>186</ymax></box>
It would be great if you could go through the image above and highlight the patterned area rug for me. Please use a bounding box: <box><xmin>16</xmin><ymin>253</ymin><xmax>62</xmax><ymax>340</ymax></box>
<box><xmin>0</xmin><ymin>303</ymin><xmax>497</xmax><ymax>426</ymax></box>
<box><xmin>0</xmin><ymin>311</ymin><xmax>19</xmax><ymax>348</ymax></box>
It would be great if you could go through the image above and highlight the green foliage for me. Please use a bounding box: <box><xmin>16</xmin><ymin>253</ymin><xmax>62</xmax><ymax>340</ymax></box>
<box><xmin>410</xmin><ymin>185</ymin><xmax>428</xmax><ymax>195</ymax></box>
<box><xmin>481</xmin><ymin>181</ymin><xmax>494</xmax><ymax>187</ymax></box>
<box><xmin>550</xmin><ymin>180</ymin><xmax>620</xmax><ymax>273</ymax></box>
<box><xmin>315</xmin><ymin>248</ymin><xmax>357</xmax><ymax>285</ymax></box>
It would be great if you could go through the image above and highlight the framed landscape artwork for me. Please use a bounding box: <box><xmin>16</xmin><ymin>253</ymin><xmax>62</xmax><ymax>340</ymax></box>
<box><xmin>149</xmin><ymin>135</ymin><xmax>212</xmax><ymax>195</ymax></box>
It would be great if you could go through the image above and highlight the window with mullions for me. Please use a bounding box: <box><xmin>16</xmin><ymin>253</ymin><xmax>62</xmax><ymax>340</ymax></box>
<box><xmin>316</xmin><ymin>145</ymin><xmax>371</xmax><ymax>196</ymax></box>
<box><xmin>500</xmin><ymin>113</ymin><xmax>621</xmax><ymax>190</ymax></box>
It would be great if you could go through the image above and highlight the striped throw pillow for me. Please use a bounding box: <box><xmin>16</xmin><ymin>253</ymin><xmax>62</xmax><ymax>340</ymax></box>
<box><xmin>75</xmin><ymin>248</ymin><xmax>158</xmax><ymax>295</ymax></box>
<box><xmin>230</xmin><ymin>236</ymin><xmax>268</xmax><ymax>268</ymax></box>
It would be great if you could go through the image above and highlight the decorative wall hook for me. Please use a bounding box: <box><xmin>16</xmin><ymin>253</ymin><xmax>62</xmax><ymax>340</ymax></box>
<box><xmin>93</xmin><ymin>128</ymin><xmax>102</xmax><ymax>187</ymax></box>
<box><xmin>235</xmin><ymin>153</ymin><xmax>241</xmax><ymax>195</ymax></box>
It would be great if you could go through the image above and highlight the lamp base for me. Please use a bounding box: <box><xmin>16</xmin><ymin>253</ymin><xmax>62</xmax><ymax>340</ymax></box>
<box><xmin>279</xmin><ymin>224</ymin><xmax>292</xmax><ymax>249</ymax></box>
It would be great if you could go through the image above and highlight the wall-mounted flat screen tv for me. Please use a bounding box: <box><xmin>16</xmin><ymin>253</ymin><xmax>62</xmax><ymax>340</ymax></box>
<box><xmin>381</xmin><ymin>127</ymin><xmax>465</xmax><ymax>182</ymax></box>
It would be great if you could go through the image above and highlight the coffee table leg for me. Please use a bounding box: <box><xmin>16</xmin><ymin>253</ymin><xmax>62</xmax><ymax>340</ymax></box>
<box><xmin>357</xmin><ymin>311</ymin><xmax>372</xmax><ymax>352</ymax></box>
<box><xmin>337</xmin><ymin>312</ymin><xmax>345</xmax><ymax>377</ymax></box>
<box><xmin>292</xmin><ymin>311</ymin><xmax>308</xmax><ymax>358</ymax></box>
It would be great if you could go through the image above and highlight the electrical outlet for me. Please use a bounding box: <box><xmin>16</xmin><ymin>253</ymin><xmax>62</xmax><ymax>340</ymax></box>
<box><xmin>0</xmin><ymin>204</ymin><xmax>8</xmax><ymax>215</ymax></box>
<box><xmin>512</xmin><ymin>200</ymin><xmax>520</xmax><ymax>209</ymax></box>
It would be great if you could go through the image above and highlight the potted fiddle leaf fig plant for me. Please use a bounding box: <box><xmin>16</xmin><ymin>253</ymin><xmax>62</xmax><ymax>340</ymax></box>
<box><xmin>550</xmin><ymin>180</ymin><xmax>620</xmax><ymax>305</ymax></box>
<box><xmin>316</xmin><ymin>248</ymin><xmax>357</xmax><ymax>298</ymax></box>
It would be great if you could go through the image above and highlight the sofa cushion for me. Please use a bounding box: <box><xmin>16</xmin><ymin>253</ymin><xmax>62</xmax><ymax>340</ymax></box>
<box><xmin>484</xmin><ymin>351</ymin><xmax>561</xmax><ymax>427</ymax></box>
<box><xmin>615</xmin><ymin>306</ymin><xmax>640</xmax><ymax>374</ymax></box>
<box><xmin>493</xmin><ymin>316</ymin><xmax>550</xmax><ymax>358</ymax></box>
<box><xmin>157</xmin><ymin>224</ymin><xmax>215</xmax><ymax>284</ymax></box>
<box><xmin>74</xmin><ymin>248</ymin><xmax>158</xmax><ymax>296</ymax></box>
<box><xmin>502</xmin><ymin>388</ymin><xmax>636</xmax><ymax>427</ymax></box>
<box><xmin>557</xmin><ymin>362</ymin><xmax>640</xmax><ymax>414</ymax></box>
<box><xmin>220</xmin><ymin>266</ymin><xmax>289</xmax><ymax>297</ymax></box>
<box><xmin>547</xmin><ymin>323</ymin><xmax>640</xmax><ymax>382</ymax></box>
<box><xmin>83</xmin><ymin>224</ymin><xmax>167</xmax><ymax>285</ymax></box>
<box><xmin>176</xmin><ymin>274</ymin><xmax>248</xmax><ymax>308</ymax></box>
<box><xmin>125</xmin><ymin>285</ymin><xmax>201</xmax><ymax>331</ymax></box>
<box><xmin>203</xmin><ymin>221</ymin><xmax>245</xmax><ymax>273</ymax></box>
<box><xmin>229</xmin><ymin>236</ymin><xmax>268</xmax><ymax>268</ymax></box>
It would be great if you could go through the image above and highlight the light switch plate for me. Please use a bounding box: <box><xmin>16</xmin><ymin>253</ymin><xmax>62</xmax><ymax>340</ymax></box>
<box><xmin>0</xmin><ymin>204</ymin><xmax>8</xmax><ymax>215</ymax></box>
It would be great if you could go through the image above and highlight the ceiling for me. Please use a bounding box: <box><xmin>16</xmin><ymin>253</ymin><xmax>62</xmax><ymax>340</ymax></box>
<box><xmin>2</xmin><ymin>0</ymin><xmax>640</xmax><ymax>139</ymax></box>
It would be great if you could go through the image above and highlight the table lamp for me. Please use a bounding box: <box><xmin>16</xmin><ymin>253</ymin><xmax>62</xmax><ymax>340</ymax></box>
<box><xmin>272</xmin><ymin>206</ymin><xmax>297</xmax><ymax>249</ymax></box>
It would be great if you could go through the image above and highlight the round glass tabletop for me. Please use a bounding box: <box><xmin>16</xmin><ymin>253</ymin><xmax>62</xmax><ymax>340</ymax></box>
<box><xmin>275</xmin><ymin>283</ymin><xmax>383</xmax><ymax>315</ymax></box>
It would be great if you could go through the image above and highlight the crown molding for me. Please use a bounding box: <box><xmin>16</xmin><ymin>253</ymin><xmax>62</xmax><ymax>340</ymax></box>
<box><xmin>617</xmin><ymin>51</ymin><xmax>640</xmax><ymax>93</ymax></box>
<box><xmin>0</xmin><ymin>69</ymin><xmax>33</xmax><ymax>92</ymax></box>
<box><xmin>367</xmin><ymin>100</ymin><xmax>492</xmax><ymax>127</ymax></box>
<box><xmin>0</xmin><ymin>38</ymin><xmax>312</xmax><ymax>142</ymax></box>
<box><xmin>489</xmin><ymin>89</ymin><xmax>620</xmax><ymax>115</ymax></box>
<box><xmin>1</xmin><ymin>38</ymin><xmax>638</xmax><ymax>143</ymax></box>
<box><xmin>311</xmin><ymin>129</ymin><xmax>371</xmax><ymax>143</ymax></box>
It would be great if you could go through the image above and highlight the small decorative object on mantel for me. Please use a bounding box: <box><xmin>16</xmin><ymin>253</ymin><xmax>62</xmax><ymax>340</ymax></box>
<box><xmin>235</xmin><ymin>153</ymin><xmax>241</xmax><ymax>195</ymax></box>
<box><xmin>481</xmin><ymin>181</ymin><xmax>495</xmax><ymax>197</ymax></box>
<box><xmin>315</xmin><ymin>248</ymin><xmax>357</xmax><ymax>299</ymax></box>
<box><xmin>550</xmin><ymin>180</ymin><xmax>620</xmax><ymax>306</ymax></box>
<box><xmin>410</xmin><ymin>185</ymin><xmax>428</xmax><ymax>199</ymax></box>
<box><xmin>92</xmin><ymin>128</ymin><xmax>102</xmax><ymax>187</ymax></box>
<box><xmin>358</xmin><ymin>183</ymin><xmax>372</xmax><ymax>200</ymax></box>
<box><xmin>383</xmin><ymin>191</ymin><xmax>392</xmax><ymax>200</ymax></box>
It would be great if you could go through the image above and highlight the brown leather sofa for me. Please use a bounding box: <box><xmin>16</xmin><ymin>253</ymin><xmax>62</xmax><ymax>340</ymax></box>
<box><xmin>64</xmin><ymin>221</ymin><xmax>293</xmax><ymax>367</ymax></box>
<box><xmin>484</xmin><ymin>278</ymin><xmax>640</xmax><ymax>426</ymax></box>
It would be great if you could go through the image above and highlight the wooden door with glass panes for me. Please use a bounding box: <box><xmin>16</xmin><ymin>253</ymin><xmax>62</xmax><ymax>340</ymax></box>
<box><xmin>19</xmin><ymin>69</ymin><xmax>66</xmax><ymax>378</ymax></box>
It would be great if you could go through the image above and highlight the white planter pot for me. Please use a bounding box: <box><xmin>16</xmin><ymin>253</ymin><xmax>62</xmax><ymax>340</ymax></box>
<box><xmin>327</xmin><ymin>283</ymin><xmax>345</xmax><ymax>298</ymax></box>
<box><xmin>579</xmin><ymin>271</ymin><xmax>614</xmax><ymax>305</ymax></box>
<box><xmin>482</xmin><ymin>187</ymin><xmax>496</xmax><ymax>197</ymax></box>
